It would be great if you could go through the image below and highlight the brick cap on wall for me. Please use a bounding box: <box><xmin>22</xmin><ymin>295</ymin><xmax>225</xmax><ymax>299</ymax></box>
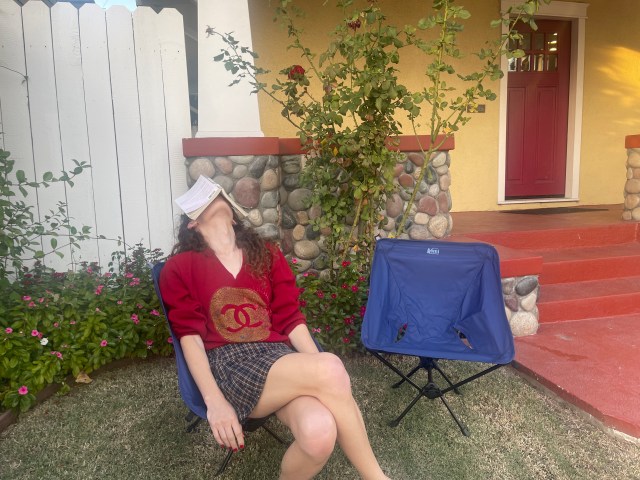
<box><xmin>183</xmin><ymin>135</ymin><xmax>455</xmax><ymax>157</ymax></box>
<box><xmin>625</xmin><ymin>135</ymin><xmax>640</xmax><ymax>149</ymax></box>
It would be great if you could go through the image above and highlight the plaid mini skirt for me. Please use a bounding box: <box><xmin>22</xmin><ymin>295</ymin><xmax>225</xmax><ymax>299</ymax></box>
<box><xmin>206</xmin><ymin>342</ymin><xmax>294</xmax><ymax>422</ymax></box>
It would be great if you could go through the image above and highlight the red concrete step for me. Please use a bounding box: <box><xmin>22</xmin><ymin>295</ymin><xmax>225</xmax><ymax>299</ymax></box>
<box><xmin>467</xmin><ymin>222</ymin><xmax>638</xmax><ymax>250</ymax></box>
<box><xmin>513</xmin><ymin>313</ymin><xmax>640</xmax><ymax>439</ymax></box>
<box><xmin>538</xmin><ymin>276</ymin><xmax>640</xmax><ymax>323</ymax></box>
<box><xmin>537</xmin><ymin>242</ymin><xmax>640</xmax><ymax>284</ymax></box>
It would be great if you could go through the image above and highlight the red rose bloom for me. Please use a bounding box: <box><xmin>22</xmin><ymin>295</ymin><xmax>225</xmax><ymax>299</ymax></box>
<box><xmin>288</xmin><ymin>65</ymin><xmax>306</xmax><ymax>80</ymax></box>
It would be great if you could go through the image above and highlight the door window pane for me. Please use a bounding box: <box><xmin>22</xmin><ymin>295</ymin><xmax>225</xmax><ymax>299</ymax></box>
<box><xmin>533</xmin><ymin>33</ymin><xmax>544</xmax><ymax>51</ymax></box>
<box><xmin>534</xmin><ymin>54</ymin><xmax>545</xmax><ymax>71</ymax></box>
<box><xmin>547</xmin><ymin>54</ymin><xmax>558</xmax><ymax>71</ymax></box>
<box><xmin>547</xmin><ymin>32</ymin><xmax>558</xmax><ymax>52</ymax></box>
<box><xmin>520</xmin><ymin>55</ymin><xmax>530</xmax><ymax>72</ymax></box>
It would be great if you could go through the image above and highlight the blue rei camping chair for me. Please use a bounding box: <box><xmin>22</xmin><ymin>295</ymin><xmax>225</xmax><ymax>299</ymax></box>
<box><xmin>361</xmin><ymin>238</ymin><xmax>515</xmax><ymax>436</ymax></box>
<box><xmin>150</xmin><ymin>262</ymin><xmax>289</xmax><ymax>476</ymax></box>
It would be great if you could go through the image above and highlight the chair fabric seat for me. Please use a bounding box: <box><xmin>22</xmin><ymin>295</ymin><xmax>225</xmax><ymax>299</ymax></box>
<box><xmin>362</xmin><ymin>238</ymin><xmax>515</xmax><ymax>364</ymax></box>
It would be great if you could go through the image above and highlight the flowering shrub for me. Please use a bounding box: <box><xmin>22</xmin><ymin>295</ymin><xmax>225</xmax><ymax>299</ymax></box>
<box><xmin>0</xmin><ymin>244</ymin><xmax>172</xmax><ymax>413</ymax></box>
<box><xmin>209</xmin><ymin>0</ymin><xmax>548</xmax><ymax>272</ymax></box>
<box><xmin>294</xmin><ymin>259</ymin><xmax>368</xmax><ymax>354</ymax></box>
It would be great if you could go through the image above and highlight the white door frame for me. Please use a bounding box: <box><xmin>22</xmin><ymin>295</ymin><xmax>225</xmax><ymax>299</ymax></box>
<box><xmin>498</xmin><ymin>1</ymin><xmax>589</xmax><ymax>204</ymax></box>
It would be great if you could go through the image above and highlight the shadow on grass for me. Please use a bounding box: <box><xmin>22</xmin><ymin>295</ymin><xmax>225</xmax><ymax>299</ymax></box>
<box><xmin>1</xmin><ymin>355</ymin><xmax>639</xmax><ymax>480</ymax></box>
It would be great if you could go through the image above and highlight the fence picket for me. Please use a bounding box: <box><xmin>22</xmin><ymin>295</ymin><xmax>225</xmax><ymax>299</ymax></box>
<box><xmin>22</xmin><ymin>1</ymin><xmax>71</xmax><ymax>272</ymax></box>
<box><xmin>51</xmin><ymin>2</ymin><xmax>100</xmax><ymax>265</ymax></box>
<box><xmin>133</xmin><ymin>7</ymin><xmax>174</xmax><ymax>257</ymax></box>
<box><xmin>106</xmin><ymin>6</ymin><xmax>151</xmax><ymax>251</ymax></box>
<box><xmin>157</xmin><ymin>8</ymin><xmax>191</xmax><ymax>229</ymax></box>
<box><xmin>79</xmin><ymin>4</ymin><xmax>125</xmax><ymax>268</ymax></box>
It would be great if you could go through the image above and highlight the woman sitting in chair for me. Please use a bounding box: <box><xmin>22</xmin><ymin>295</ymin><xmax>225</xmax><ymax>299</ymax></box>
<box><xmin>160</xmin><ymin>176</ymin><xmax>389</xmax><ymax>480</ymax></box>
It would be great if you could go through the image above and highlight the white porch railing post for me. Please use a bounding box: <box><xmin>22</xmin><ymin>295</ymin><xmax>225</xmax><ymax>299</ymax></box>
<box><xmin>196</xmin><ymin>0</ymin><xmax>263</xmax><ymax>138</ymax></box>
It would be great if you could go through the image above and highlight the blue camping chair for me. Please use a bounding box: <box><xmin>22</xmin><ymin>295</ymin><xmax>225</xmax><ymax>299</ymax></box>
<box><xmin>361</xmin><ymin>238</ymin><xmax>515</xmax><ymax>436</ymax></box>
<box><xmin>150</xmin><ymin>262</ymin><xmax>289</xmax><ymax>476</ymax></box>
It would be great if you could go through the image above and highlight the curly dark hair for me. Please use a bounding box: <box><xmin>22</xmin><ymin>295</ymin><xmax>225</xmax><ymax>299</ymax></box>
<box><xmin>171</xmin><ymin>212</ymin><xmax>272</xmax><ymax>278</ymax></box>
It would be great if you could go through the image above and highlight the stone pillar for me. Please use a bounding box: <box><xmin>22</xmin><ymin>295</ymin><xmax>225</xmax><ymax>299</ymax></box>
<box><xmin>623</xmin><ymin>135</ymin><xmax>640</xmax><ymax>221</ymax></box>
<box><xmin>196</xmin><ymin>0</ymin><xmax>263</xmax><ymax>137</ymax></box>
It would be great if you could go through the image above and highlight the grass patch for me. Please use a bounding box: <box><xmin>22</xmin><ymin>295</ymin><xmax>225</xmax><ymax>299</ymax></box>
<box><xmin>1</xmin><ymin>355</ymin><xmax>639</xmax><ymax>479</ymax></box>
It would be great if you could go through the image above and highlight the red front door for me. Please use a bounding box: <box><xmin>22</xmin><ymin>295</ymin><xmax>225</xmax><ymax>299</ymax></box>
<box><xmin>506</xmin><ymin>20</ymin><xmax>571</xmax><ymax>198</ymax></box>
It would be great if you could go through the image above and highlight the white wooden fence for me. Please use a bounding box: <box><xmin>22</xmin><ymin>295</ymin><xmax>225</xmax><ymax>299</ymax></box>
<box><xmin>0</xmin><ymin>0</ymin><xmax>190</xmax><ymax>272</ymax></box>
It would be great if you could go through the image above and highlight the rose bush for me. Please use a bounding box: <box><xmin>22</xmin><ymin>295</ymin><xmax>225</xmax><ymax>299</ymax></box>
<box><xmin>293</xmin><ymin>258</ymin><xmax>368</xmax><ymax>354</ymax></box>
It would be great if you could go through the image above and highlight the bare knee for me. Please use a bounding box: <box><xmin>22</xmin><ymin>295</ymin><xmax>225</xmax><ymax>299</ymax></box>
<box><xmin>295</xmin><ymin>406</ymin><xmax>337</xmax><ymax>461</ymax></box>
<box><xmin>315</xmin><ymin>352</ymin><xmax>352</xmax><ymax>397</ymax></box>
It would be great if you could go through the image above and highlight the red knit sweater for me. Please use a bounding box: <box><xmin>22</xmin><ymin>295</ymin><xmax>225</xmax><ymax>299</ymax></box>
<box><xmin>159</xmin><ymin>246</ymin><xmax>307</xmax><ymax>350</ymax></box>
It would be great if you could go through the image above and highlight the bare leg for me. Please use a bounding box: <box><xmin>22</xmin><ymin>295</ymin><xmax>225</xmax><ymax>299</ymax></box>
<box><xmin>275</xmin><ymin>396</ymin><xmax>337</xmax><ymax>480</ymax></box>
<box><xmin>251</xmin><ymin>352</ymin><xmax>389</xmax><ymax>480</ymax></box>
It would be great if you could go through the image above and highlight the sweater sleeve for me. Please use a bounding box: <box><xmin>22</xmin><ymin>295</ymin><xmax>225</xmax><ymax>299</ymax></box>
<box><xmin>159</xmin><ymin>256</ymin><xmax>209</xmax><ymax>340</ymax></box>
<box><xmin>269</xmin><ymin>246</ymin><xmax>307</xmax><ymax>336</ymax></box>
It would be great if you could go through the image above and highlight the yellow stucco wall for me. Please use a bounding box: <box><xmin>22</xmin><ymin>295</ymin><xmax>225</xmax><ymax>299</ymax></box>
<box><xmin>246</xmin><ymin>0</ymin><xmax>639</xmax><ymax>211</ymax></box>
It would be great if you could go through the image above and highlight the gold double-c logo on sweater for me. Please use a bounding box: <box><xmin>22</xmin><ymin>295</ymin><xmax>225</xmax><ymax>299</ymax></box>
<box><xmin>210</xmin><ymin>287</ymin><xmax>271</xmax><ymax>342</ymax></box>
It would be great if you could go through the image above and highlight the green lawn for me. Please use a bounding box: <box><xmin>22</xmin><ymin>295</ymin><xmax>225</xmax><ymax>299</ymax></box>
<box><xmin>1</xmin><ymin>355</ymin><xmax>639</xmax><ymax>480</ymax></box>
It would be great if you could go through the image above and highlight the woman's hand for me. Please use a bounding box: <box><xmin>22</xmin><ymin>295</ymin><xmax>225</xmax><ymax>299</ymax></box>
<box><xmin>207</xmin><ymin>397</ymin><xmax>245</xmax><ymax>451</ymax></box>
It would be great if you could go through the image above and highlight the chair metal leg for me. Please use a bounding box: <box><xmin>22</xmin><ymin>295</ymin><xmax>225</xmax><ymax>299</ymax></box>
<box><xmin>261</xmin><ymin>423</ymin><xmax>291</xmax><ymax>446</ymax></box>
<box><xmin>429</xmin><ymin>359</ymin><xmax>462</xmax><ymax>395</ymax></box>
<box><xmin>185</xmin><ymin>412</ymin><xmax>203</xmax><ymax>433</ymax></box>
<box><xmin>215</xmin><ymin>449</ymin><xmax>234</xmax><ymax>477</ymax></box>
<box><xmin>391</xmin><ymin>364</ymin><xmax>422</xmax><ymax>389</ymax></box>
<box><xmin>438</xmin><ymin>394</ymin><xmax>470</xmax><ymax>436</ymax></box>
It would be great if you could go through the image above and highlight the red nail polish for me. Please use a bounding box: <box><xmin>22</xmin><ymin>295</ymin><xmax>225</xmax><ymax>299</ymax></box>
<box><xmin>233</xmin><ymin>448</ymin><xmax>238</xmax><ymax>452</ymax></box>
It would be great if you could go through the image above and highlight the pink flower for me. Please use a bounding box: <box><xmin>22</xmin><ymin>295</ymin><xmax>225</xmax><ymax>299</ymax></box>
<box><xmin>18</xmin><ymin>386</ymin><xmax>28</xmax><ymax>395</ymax></box>
<box><xmin>117</xmin><ymin>300</ymin><xmax>123</xmax><ymax>305</ymax></box>
<box><xmin>87</xmin><ymin>267</ymin><xmax>93</xmax><ymax>274</ymax></box>
<box><xmin>344</xmin><ymin>317</ymin><xmax>353</xmax><ymax>325</ymax></box>
<box><xmin>28</xmin><ymin>301</ymin><xmax>36</xmax><ymax>308</ymax></box>
<box><xmin>342</xmin><ymin>337</ymin><xmax>350</xmax><ymax>343</ymax></box>
<box><xmin>358</xmin><ymin>276</ymin><xmax>366</xmax><ymax>282</ymax></box>
<box><xmin>299</xmin><ymin>300</ymin><xmax>307</xmax><ymax>307</ymax></box>
<box><xmin>291</xmin><ymin>258</ymin><xmax>298</xmax><ymax>264</ymax></box>
<box><xmin>312</xmin><ymin>327</ymin><xmax>322</xmax><ymax>333</ymax></box>
<box><xmin>150</xmin><ymin>310</ymin><xmax>159</xmax><ymax>316</ymax></box>
<box><xmin>53</xmin><ymin>322</ymin><xmax>59</xmax><ymax>328</ymax></box>
<box><xmin>56</xmin><ymin>352</ymin><xmax>63</xmax><ymax>359</ymax></box>
<box><xmin>22</xmin><ymin>296</ymin><xmax>31</xmax><ymax>301</ymax></box>
<box><xmin>95</xmin><ymin>285</ymin><xmax>104</xmax><ymax>295</ymax></box>
<box><xmin>146</xmin><ymin>340</ymin><xmax>153</xmax><ymax>346</ymax></box>
<box><xmin>69</xmin><ymin>321</ymin><xmax>76</xmax><ymax>325</ymax></box>
<box><xmin>348</xmin><ymin>328</ymin><xmax>356</xmax><ymax>337</ymax></box>
<box><xmin>100</xmin><ymin>340</ymin><xmax>108</xmax><ymax>347</ymax></box>
<box><xmin>103</xmin><ymin>272</ymin><xmax>112</xmax><ymax>278</ymax></box>
<box><xmin>360</xmin><ymin>306</ymin><xmax>367</xmax><ymax>317</ymax></box>
<box><xmin>341</xmin><ymin>284</ymin><xmax>348</xmax><ymax>289</ymax></box>
<box><xmin>125</xmin><ymin>272</ymin><xmax>134</xmax><ymax>278</ymax></box>
<box><xmin>129</xmin><ymin>278</ymin><xmax>140</xmax><ymax>287</ymax></box>
<box><xmin>316</xmin><ymin>290</ymin><xmax>324</xmax><ymax>299</ymax></box>
<box><xmin>95</xmin><ymin>308</ymin><xmax>101</xmax><ymax>312</ymax></box>
<box><xmin>5</xmin><ymin>327</ymin><xmax>13</xmax><ymax>334</ymax></box>
<box><xmin>31</xmin><ymin>330</ymin><xmax>39</xmax><ymax>337</ymax></box>
<box><xmin>325</xmin><ymin>325</ymin><xmax>331</xmax><ymax>331</ymax></box>
<box><xmin>131</xmin><ymin>314</ymin><xmax>139</xmax><ymax>324</ymax></box>
<box><xmin>331</xmin><ymin>293</ymin><xmax>337</xmax><ymax>299</ymax></box>
<box><xmin>167</xmin><ymin>337</ymin><xmax>173</xmax><ymax>344</ymax></box>
<box><xmin>38</xmin><ymin>297</ymin><xmax>44</xmax><ymax>303</ymax></box>
<box><xmin>351</xmin><ymin>285</ymin><xmax>359</xmax><ymax>292</ymax></box>
<box><xmin>137</xmin><ymin>303</ymin><xmax>143</xmax><ymax>309</ymax></box>
<box><xmin>37</xmin><ymin>332</ymin><xmax>43</xmax><ymax>339</ymax></box>
<box><xmin>303</xmin><ymin>272</ymin><xmax>309</xmax><ymax>277</ymax></box>
<box><xmin>341</xmin><ymin>261</ymin><xmax>351</xmax><ymax>267</ymax></box>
